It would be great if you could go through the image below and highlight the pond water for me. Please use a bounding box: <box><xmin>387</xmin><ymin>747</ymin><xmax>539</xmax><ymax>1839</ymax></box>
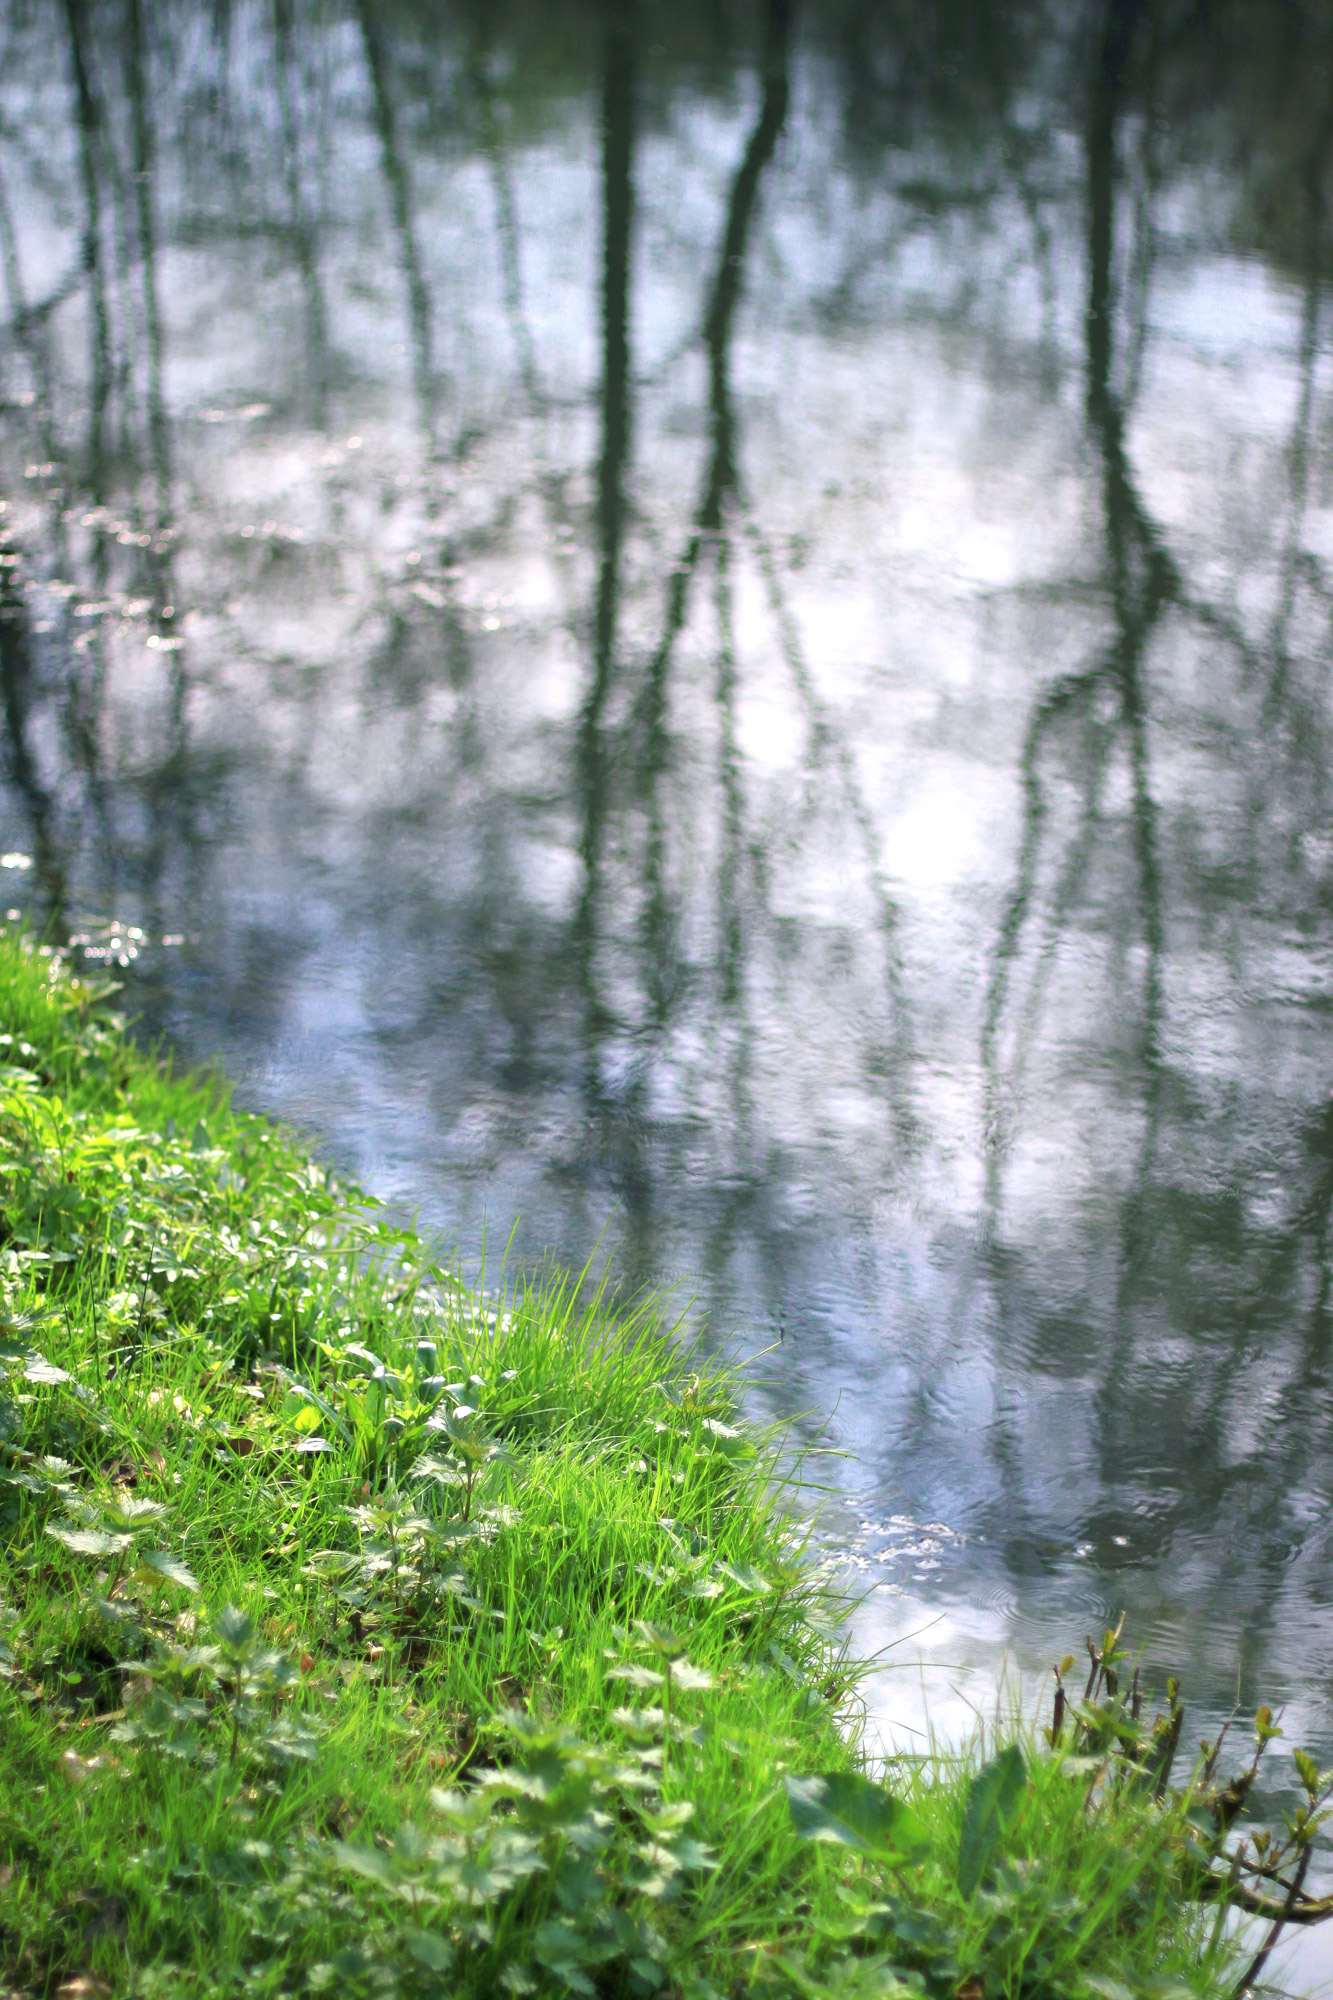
<box><xmin>4</xmin><ymin>0</ymin><xmax>1333</xmax><ymax>1971</ymax></box>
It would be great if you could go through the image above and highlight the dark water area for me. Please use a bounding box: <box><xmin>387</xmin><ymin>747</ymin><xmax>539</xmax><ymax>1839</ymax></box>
<box><xmin>4</xmin><ymin>0</ymin><xmax>1333</xmax><ymax>1965</ymax></box>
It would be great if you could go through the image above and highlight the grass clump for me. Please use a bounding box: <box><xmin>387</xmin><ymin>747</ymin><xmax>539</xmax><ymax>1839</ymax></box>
<box><xmin>0</xmin><ymin>930</ymin><xmax>1270</xmax><ymax>1997</ymax></box>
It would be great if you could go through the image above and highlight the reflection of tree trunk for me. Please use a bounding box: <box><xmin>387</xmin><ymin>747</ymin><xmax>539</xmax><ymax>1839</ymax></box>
<box><xmin>700</xmin><ymin>0</ymin><xmax>792</xmax><ymax>528</ymax></box>
<box><xmin>0</xmin><ymin>164</ymin><xmax>25</xmax><ymax>331</ymax></box>
<box><xmin>0</xmin><ymin>164</ymin><xmax>62</xmax><ymax>475</ymax></box>
<box><xmin>0</xmin><ymin>573</ymin><xmax>67</xmax><ymax>925</ymax></box>
<box><xmin>744</xmin><ymin>511</ymin><xmax>916</xmax><ymax>1151</ymax></box>
<box><xmin>1264</xmin><ymin>90</ymin><xmax>1332</xmax><ymax>716</ymax></box>
<box><xmin>985</xmin><ymin>0</ymin><xmax>1170</xmax><ymax>1203</ymax></box>
<box><xmin>472</xmin><ymin>56</ymin><xmax>542</xmax><ymax>410</ymax></box>
<box><xmin>125</xmin><ymin>0</ymin><xmax>171</xmax><ymax>539</ymax></box>
<box><xmin>64</xmin><ymin>0</ymin><xmax>111</xmax><ymax>500</ymax></box>
<box><xmin>642</xmin><ymin>0</ymin><xmax>793</xmax><ymax>713</ymax></box>
<box><xmin>1086</xmin><ymin>0</ymin><xmax>1169</xmax><ymax>1092</ymax></box>
<box><xmin>715</xmin><ymin>540</ymin><xmax>743</xmax><ymax>1008</ymax></box>
<box><xmin>593</xmin><ymin>23</ymin><xmax>635</xmax><ymax>735</ymax></box>
<box><xmin>1086</xmin><ymin>0</ymin><xmax>1181</xmax><ymax>1504</ymax></box>
<box><xmin>358</xmin><ymin>1</ymin><xmax>437</xmax><ymax>449</ymax></box>
<box><xmin>637</xmin><ymin>0</ymin><xmax>792</xmax><ymax>1032</ymax></box>
<box><xmin>274</xmin><ymin>0</ymin><xmax>329</xmax><ymax>430</ymax></box>
<box><xmin>573</xmin><ymin>16</ymin><xmax>636</xmax><ymax>1102</ymax></box>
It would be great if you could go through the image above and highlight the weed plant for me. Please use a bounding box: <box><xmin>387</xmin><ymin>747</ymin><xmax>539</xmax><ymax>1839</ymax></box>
<box><xmin>0</xmin><ymin>932</ymin><xmax>1286</xmax><ymax>1997</ymax></box>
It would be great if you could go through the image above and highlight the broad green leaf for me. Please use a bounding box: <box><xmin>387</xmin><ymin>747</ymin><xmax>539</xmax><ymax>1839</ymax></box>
<box><xmin>103</xmin><ymin>1495</ymin><xmax>167</xmax><ymax>1528</ymax></box>
<box><xmin>332</xmin><ymin>1842</ymin><xmax>401</xmax><ymax>1888</ymax></box>
<box><xmin>957</xmin><ymin>1745</ymin><xmax>1027</xmax><ymax>1895</ymax></box>
<box><xmin>785</xmin><ymin>1772</ymin><xmax>929</xmax><ymax>1859</ymax></box>
<box><xmin>609</xmin><ymin>1705</ymin><xmax>667</xmax><ymax>1738</ymax></box>
<box><xmin>439</xmin><ymin>1854</ymin><xmax>519</xmax><ymax>1906</ymax></box>
<box><xmin>23</xmin><ymin>1354</ymin><xmax>69</xmax><ymax>1385</ymax></box>
<box><xmin>668</xmin><ymin>1835</ymin><xmax>715</xmax><ymax>1872</ymax></box>
<box><xmin>715</xmin><ymin>1559</ymin><xmax>772</xmax><ymax>1595</ymax></box>
<box><xmin>137</xmin><ymin>1548</ymin><xmax>199</xmax><ymax>1592</ymax></box>
<box><xmin>607</xmin><ymin>1663</ymin><xmax>665</xmax><ymax>1690</ymax></box>
<box><xmin>48</xmin><ymin>1523</ymin><xmax>132</xmax><ymax>1558</ymax></box>
<box><xmin>213</xmin><ymin>1604</ymin><xmax>255</xmax><ymax>1650</ymax></box>
<box><xmin>405</xmin><ymin>1930</ymin><xmax>454</xmax><ymax>1973</ymax></box>
<box><xmin>394</xmin><ymin>1823</ymin><xmax>429</xmax><ymax>1864</ymax></box>
<box><xmin>645</xmin><ymin>1801</ymin><xmax>695</xmax><ymax>1833</ymax></box>
<box><xmin>633</xmin><ymin>1620</ymin><xmax>687</xmax><ymax>1661</ymax></box>
<box><xmin>672</xmin><ymin>1662</ymin><xmax>714</xmax><ymax>1691</ymax></box>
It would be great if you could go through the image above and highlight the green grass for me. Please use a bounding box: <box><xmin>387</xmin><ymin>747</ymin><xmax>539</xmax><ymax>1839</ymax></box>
<box><xmin>0</xmin><ymin>931</ymin><xmax>1250</xmax><ymax>1998</ymax></box>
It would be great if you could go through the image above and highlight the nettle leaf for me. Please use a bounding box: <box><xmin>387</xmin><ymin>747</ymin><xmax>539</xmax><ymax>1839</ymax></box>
<box><xmin>785</xmin><ymin>1772</ymin><xmax>929</xmax><ymax>1860</ymax></box>
<box><xmin>608</xmin><ymin>1664</ymin><xmax>665</xmax><ymax>1691</ymax></box>
<box><xmin>405</xmin><ymin>1930</ymin><xmax>454</xmax><ymax>1973</ymax></box>
<box><xmin>610</xmin><ymin>1706</ymin><xmax>667</xmax><ymax>1739</ymax></box>
<box><xmin>213</xmin><ymin>1605</ymin><xmax>256</xmax><ymax>1650</ymax></box>
<box><xmin>332</xmin><ymin>1842</ymin><xmax>401</xmax><ymax>1889</ymax></box>
<box><xmin>668</xmin><ymin>1835</ymin><xmax>715</xmax><ymax>1872</ymax></box>
<box><xmin>137</xmin><ymin>1548</ymin><xmax>199</xmax><ymax>1592</ymax></box>
<box><xmin>104</xmin><ymin>1496</ymin><xmax>168</xmax><ymax>1528</ymax></box>
<box><xmin>957</xmin><ymin>1745</ymin><xmax>1028</xmax><ymax>1896</ymax></box>
<box><xmin>633</xmin><ymin>1621</ymin><xmax>687</xmax><ymax>1661</ymax></box>
<box><xmin>23</xmin><ymin>1354</ymin><xmax>70</xmax><ymax>1385</ymax></box>
<box><xmin>715</xmin><ymin>1560</ymin><xmax>772</xmax><ymax>1595</ymax></box>
<box><xmin>672</xmin><ymin>1662</ymin><xmax>714</xmax><ymax>1692</ymax></box>
<box><xmin>48</xmin><ymin>1523</ymin><xmax>132</xmax><ymax>1558</ymax></box>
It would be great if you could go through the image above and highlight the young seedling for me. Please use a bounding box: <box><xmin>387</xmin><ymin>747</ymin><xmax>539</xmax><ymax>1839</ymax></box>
<box><xmin>210</xmin><ymin>1603</ymin><xmax>299</xmax><ymax>1762</ymax></box>
<box><xmin>607</xmin><ymin>1621</ymin><xmax>712</xmax><ymax>1783</ymax></box>
<box><xmin>429</xmin><ymin>1401</ymin><xmax>510</xmax><ymax>1522</ymax></box>
<box><xmin>46</xmin><ymin>1491</ymin><xmax>197</xmax><ymax>1600</ymax></box>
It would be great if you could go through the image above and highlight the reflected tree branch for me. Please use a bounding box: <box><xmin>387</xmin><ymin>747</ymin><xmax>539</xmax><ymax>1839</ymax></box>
<box><xmin>273</xmin><ymin>0</ymin><xmax>328</xmax><ymax>430</ymax></box>
<box><xmin>358</xmin><ymin>1</ymin><xmax>438</xmax><ymax>452</ymax></box>
<box><xmin>63</xmin><ymin>0</ymin><xmax>111</xmax><ymax>500</ymax></box>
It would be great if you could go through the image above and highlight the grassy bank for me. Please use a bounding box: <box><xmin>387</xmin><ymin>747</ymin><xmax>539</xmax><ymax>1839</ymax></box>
<box><xmin>0</xmin><ymin>932</ymin><xmax>1253</xmax><ymax>1997</ymax></box>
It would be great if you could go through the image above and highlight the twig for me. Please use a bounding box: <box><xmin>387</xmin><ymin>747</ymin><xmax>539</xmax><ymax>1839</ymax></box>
<box><xmin>1236</xmin><ymin>1839</ymin><xmax>1312</xmax><ymax>1991</ymax></box>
